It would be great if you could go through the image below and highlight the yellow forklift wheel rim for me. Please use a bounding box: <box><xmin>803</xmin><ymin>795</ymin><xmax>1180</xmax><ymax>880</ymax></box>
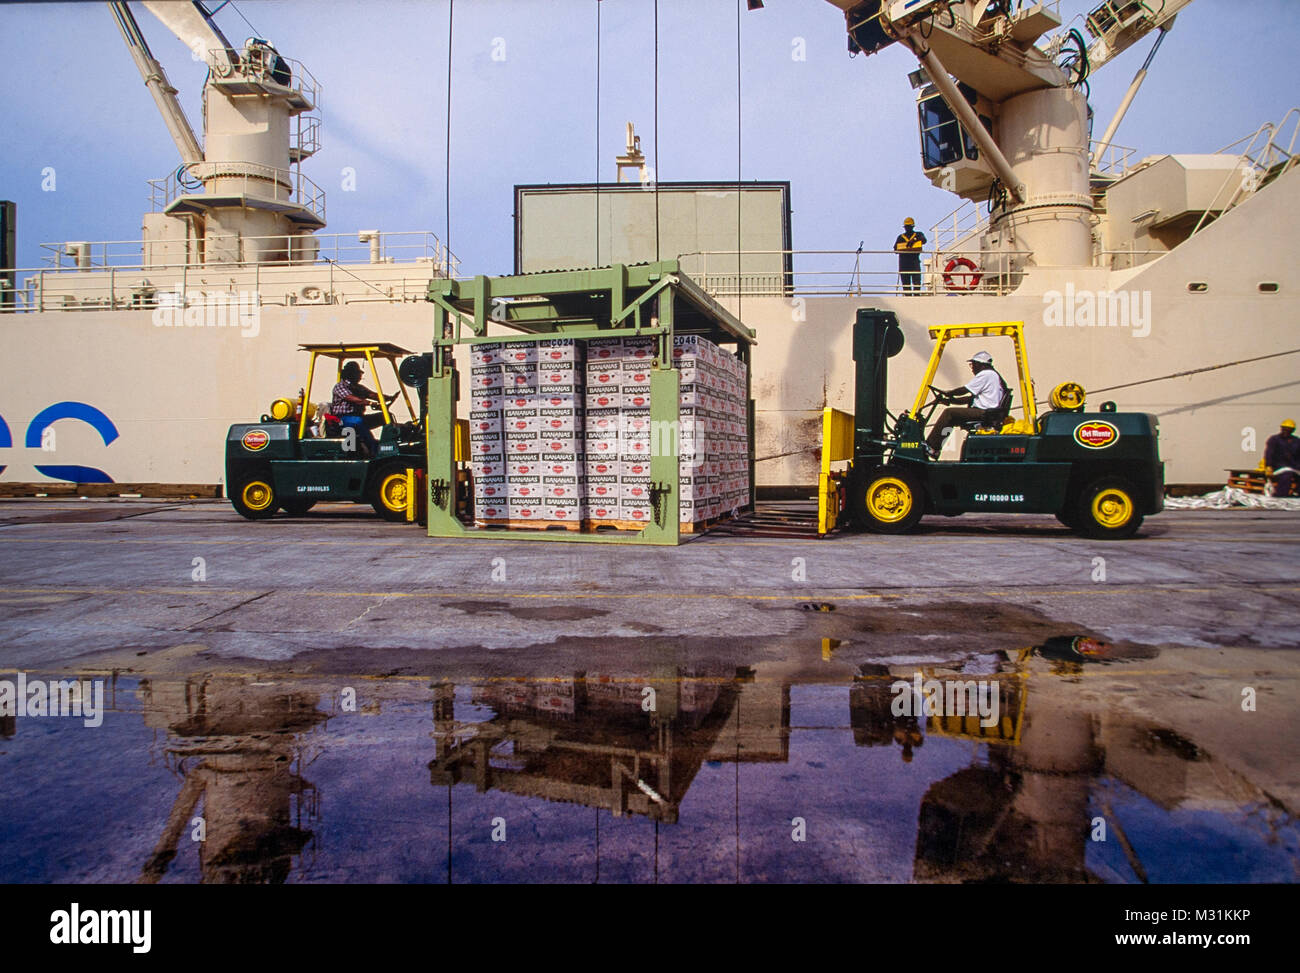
<box><xmin>379</xmin><ymin>473</ymin><xmax>409</xmax><ymax>512</ymax></box>
<box><xmin>867</xmin><ymin>477</ymin><xmax>913</xmax><ymax>522</ymax></box>
<box><xmin>1091</xmin><ymin>487</ymin><xmax>1133</xmax><ymax>528</ymax></box>
<box><xmin>242</xmin><ymin>481</ymin><xmax>274</xmax><ymax>512</ymax></box>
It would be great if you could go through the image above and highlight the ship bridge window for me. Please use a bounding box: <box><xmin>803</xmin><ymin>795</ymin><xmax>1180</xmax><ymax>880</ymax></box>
<box><xmin>1258</xmin><ymin>281</ymin><xmax>1279</xmax><ymax>293</ymax></box>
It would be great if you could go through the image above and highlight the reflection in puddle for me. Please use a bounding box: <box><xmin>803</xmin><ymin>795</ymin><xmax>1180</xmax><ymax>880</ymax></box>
<box><xmin>0</xmin><ymin>638</ymin><xmax>1294</xmax><ymax>883</ymax></box>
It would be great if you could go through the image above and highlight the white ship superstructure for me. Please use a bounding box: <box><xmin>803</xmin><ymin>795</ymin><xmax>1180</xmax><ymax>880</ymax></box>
<box><xmin>0</xmin><ymin>0</ymin><xmax>1295</xmax><ymax>490</ymax></box>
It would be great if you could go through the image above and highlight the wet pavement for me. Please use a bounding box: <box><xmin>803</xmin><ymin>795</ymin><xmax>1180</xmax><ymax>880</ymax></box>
<box><xmin>0</xmin><ymin>499</ymin><xmax>1296</xmax><ymax>883</ymax></box>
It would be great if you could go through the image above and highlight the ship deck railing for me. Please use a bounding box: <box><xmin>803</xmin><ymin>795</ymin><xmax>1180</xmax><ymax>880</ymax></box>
<box><xmin>677</xmin><ymin>249</ymin><xmax>1034</xmax><ymax>298</ymax></box>
<box><xmin>2</xmin><ymin>231</ymin><xmax>463</xmax><ymax>313</ymax></box>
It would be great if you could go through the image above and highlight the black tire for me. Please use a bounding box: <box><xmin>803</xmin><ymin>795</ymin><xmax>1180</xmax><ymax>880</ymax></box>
<box><xmin>1074</xmin><ymin>476</ymin><xmax>1144</xmax><ymax>540</ymax></box>
<box><xmin>230</xmin><ymin>469</ymin><xmax>278</xmax><ymax>521</ymax></box>
<box><xmin>280</xmin><ymin>499</ymin><xmax>316</xmax><ymax>517</ymax></box>
<box><xmin>851</xmin><ymin>465</ymin><xmax>926</xmax><ymax>534</ymax></box>
<box><xmin>369</xmin><ymin>463</ymin><xmax>413</xmax><ymax>522</ymax></box>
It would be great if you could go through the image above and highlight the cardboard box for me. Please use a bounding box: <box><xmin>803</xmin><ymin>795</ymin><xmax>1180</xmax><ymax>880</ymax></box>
<box><xmin>543</xmin><ymin>497</ymin><xmax>584</xmax><ymax>522</ymax></box>
<box><xmin>539</xmin><ymin>434</ymin><xmax>582</xmax><ymax>454</ymax></box>
<box><xmin>537</xmin><ymin>337</ymin><xmax>582</xmax><ymax>362</ymax></box>
<box><xmin>476</xmin><ymin>475</ymin><xmax>507</xmax><ymax>501</ymax></box>
<box><xmin>583</xmin><ymin>473</ymin><xmax>619</xmax><ymax>502</ymax></box>
<box><xmin>502</xmin><ymin>340</ymin><xmax>539</xmax><ymax>364</ymax></box>
<box><xmin>585</xmin><ymin>389</ymin><xmax>621</xmax><ymax>409</ymax></box>
<box><xmin>507</xmin><ymin>497</ymin><xmax>543</xmax><ymax>520</ymax></box>
<box><xmin>506</xmin><ymin>457</ymin><xmax>542</xmax><ymax>477</ymax></box>
<box><xmin>469</xmin><ymin>365</ymin><xmax>504</xmax><ymax>390</ymax></box>
<box><xmin>469</xmin><ymin>341</ymin><xmax>503</xmax><ymax>365</ymax></box>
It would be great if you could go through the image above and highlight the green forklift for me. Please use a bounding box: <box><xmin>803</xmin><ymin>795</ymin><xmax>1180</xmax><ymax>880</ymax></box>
<box><xmin>818</xmin><ymin>310</ymin><xmax>1164</xmax><ymax>539</ymax></box>
<box><xmin>225</xmin><ymin>342</ymin><xmax>431</xmax><ymax>521</ymax></box>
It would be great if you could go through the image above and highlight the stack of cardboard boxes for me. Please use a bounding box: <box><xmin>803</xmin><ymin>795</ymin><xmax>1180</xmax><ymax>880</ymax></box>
<box><xmin>468</xmin><ymin>333</ymin><xmax>748</xmax><ymax>530</ymax></box>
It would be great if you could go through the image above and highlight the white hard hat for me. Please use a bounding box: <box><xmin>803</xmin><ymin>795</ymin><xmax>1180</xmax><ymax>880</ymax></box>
<box><xmin>967</xmin><ymin>351</ymin><xmax>993</xmax><ymax>364</ymax></box>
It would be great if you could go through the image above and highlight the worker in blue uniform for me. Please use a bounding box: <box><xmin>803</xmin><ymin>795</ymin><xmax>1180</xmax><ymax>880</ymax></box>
<box><xmin>1265</xmin><ymin>418</ymin><xmax>1300</xmax><ymax>497</ymax></box>
<box><xmin>894</xmin><ymin>217</ymin><xmax>927</xmax><ymax>294</ymax></box>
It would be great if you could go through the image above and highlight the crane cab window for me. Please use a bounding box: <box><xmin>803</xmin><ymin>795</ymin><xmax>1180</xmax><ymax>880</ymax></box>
<box><xmin>918</xmin><ymin>84</ymin><xmax>992</xmax><ymax>170</ymax></box>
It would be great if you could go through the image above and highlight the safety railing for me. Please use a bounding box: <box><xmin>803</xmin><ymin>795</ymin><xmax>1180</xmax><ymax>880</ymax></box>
<box><xmin>1191</xmin><ymin>108</ymin><xmax>1300</xmax><ymax>236</ymax></box>
<box><xmin>209</xmin><ymin>49</ymin><xmax>319</xmax><ymax>107</ymax></box>
<box><xmin>928</xmin><ymin>200</ymin><xmax>990</xmax><ymax>255</ymax></box>
<box><xmin>38</xmin><ymin>230</ymin><xmax>458</xmax><ymax>276</ymax></box>
<box><xmin>147</xmin><ymin>161</ymin><xmax>327</xmax><ymax>223</ymax></box>
<box><xmin>1090</xmin><ymin>139</ymin><xmax>1138</xmax><ymax>177</ymax></box>
<box><xmin>678</xmin><ymin>249</ymin><xmax>1031</xmax><ymax>298</ymax></box>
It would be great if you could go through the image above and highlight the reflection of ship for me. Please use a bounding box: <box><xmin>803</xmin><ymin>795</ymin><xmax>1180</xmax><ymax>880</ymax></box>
<box><xmin>136</xmin><ymin>676</ymin><xmax>326</xmax><ymax>884</ymax></box>
<box><xmin>429</xmin><ymin>668</ymin><xmax>759</xmax><ymax>823</ymax></box>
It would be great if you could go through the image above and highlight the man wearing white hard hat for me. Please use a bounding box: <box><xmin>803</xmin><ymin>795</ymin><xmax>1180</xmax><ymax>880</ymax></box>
<box><xmin>924</xmin><ymin>350</ymin><xmax>1010</xmax><ymax>457</ymax></box>
<box><xmin>1265</xmin><ymin>418</ymin><xmax>1299</xmax><ymax>497</ymax></box>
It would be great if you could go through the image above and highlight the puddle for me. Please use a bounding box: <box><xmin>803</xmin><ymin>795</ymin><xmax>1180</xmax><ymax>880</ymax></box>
<box><xmin>0</xmin><ymin>639</ymin><xmax>1295</xmax><ymax>883</ymax></box>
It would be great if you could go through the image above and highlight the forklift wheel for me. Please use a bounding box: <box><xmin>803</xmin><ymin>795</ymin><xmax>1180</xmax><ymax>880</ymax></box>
<box><xmin>370</xmin><ymin>464</ymin><xmax>413</xmax><ymax>522</ymax></box>
<box><xmin>1075</xmin><ymin>477</ymin><xmax>1143</xmax><ymax>540</ymax></box>
<box><xmin>854</xmin><ymin>466</ymin><xmax>925</xmax><ymax>534</ymax></box>
<box><xmin>231</xmin><ymin>473</ymin><xmax>278</xmax><ymax>521</ymax></box>
<box><xmin>280</xmin><ymin>499</ymin><xmax>316</xmax><ymax>517</ymax></box>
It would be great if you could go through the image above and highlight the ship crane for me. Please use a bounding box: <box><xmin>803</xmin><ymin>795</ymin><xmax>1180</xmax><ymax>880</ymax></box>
<box><xmin>107</xmin><ymin>1</ymin><xmax>324</xmax><ymax>267</ymax></box>
<box><xmin>822</xmin><ymin>0</ymin><xmax>1196</xmax><ymax>270</ymax></box>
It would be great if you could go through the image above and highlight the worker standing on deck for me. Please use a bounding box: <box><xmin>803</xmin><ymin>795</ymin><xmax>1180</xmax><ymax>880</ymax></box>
<box><xmin>894</xmin><ymin>218</ymin><xmax>927</xmax><ymax>294</ymax></box>
<box><xmin>1265</xmin><ymin>418</ymin><xmax>1300</xmax><ymax>497</ymax></box>
<box><xmin>925</xmin><ymin>351</ymin><xmax>1008</xmax><ymax>457</ymax></box>
<box><xmin>332</xmin><ymin>361</ymin><xmax>397</xmax><ymax>456</ymax></box>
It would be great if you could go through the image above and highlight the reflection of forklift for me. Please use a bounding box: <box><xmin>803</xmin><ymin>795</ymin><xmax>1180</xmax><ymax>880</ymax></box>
<box><xmin>819</xmin><ymin>310</ymin><xmax>1164</xmax><ymax>538</ymax></box>
<box><xmin>225</xmin><ymin>343</ymin><xmax>431</xmax><ymax>521</ymax></box>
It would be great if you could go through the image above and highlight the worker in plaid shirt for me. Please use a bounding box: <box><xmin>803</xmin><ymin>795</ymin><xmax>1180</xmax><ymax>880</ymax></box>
<box><xmin>332</xmin><ymin>361</ymin><xmax>397</xmax><ymax>455</ymax></box>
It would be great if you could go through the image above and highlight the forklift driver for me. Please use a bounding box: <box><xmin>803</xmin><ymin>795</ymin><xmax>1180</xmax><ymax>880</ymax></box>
<box><xmin>332</xmin><ymin>361</ymin><xmax>398</xmax><ymax>456</ymax></box>
<box><xmin>924</xmin><ymin>350</ymin><xmax>1008</xmax><ymax>457</ymax></box>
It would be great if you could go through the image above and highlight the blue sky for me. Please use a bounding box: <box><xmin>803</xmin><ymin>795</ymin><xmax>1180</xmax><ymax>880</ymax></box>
<box><xmin>2</xmin><ymin>0</ymin><xmax>1296</xmax><ymax>273</ymax></box>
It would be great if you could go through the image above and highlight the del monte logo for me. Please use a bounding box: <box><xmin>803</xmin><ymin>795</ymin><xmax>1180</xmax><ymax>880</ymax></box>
<box><xmin>1074</xmin><ymin>420</ymin><xmax>1119</xmax><ymax>449</ymax></box>
<box><xmin>241</xmin><ymin>429</ymin><xmax>270</xmax><ymax>451</ymax></box>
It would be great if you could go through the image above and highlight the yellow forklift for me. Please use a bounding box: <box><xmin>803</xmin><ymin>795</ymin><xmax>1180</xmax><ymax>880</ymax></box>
<box><xmin>819</xmin><ymin>310</ymin><xmax>1164</xmax><ymax>539</ymax></box>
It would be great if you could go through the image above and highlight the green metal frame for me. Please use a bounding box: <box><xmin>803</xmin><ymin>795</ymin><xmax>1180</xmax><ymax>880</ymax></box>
<box><xmin>424</xmin><ymin>262</ymin><xmax>756</xmax><ymax>545</ymax></box>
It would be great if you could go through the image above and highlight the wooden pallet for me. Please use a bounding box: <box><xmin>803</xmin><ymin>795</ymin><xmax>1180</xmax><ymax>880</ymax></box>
<box><xmin>1225</xmin><ymin>469</ymin><xmax>1269</xmax><ymax>494</ymax></box>
<box><xmin>475</xmin><ymin>518</ymin><xmax>583</xmax><ymax>532</ymax></box>
<box><xmin>0</xmin><ymin>482</ymin><xmax>223</xmax><ymax>499</ymax></box>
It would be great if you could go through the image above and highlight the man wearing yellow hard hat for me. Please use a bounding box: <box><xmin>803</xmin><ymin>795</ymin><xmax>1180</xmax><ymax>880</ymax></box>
<box><xmin>894</xmin><ymin>217</ymin><xmax>927</xmax><ymax>294</ymax></box>
<box><xmin>1265</xmin><ymin>418</ymin><xmax>1299</xmax><ymax>497</ymax></box>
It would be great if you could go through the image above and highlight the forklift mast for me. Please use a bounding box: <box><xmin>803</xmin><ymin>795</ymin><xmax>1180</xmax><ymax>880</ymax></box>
<box><xmin>852</xmin><ymin>308</ymin><xmax>904</xmax><ymax>467</ymax></box>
